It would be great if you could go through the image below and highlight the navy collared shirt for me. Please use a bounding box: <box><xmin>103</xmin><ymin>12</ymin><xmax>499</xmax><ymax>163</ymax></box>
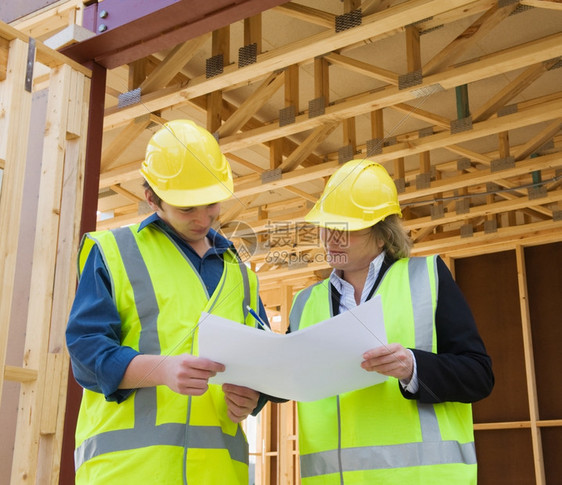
<box><xmin>66</xmin><ymin>213</ymin><xmax>269</xmax><ymax>403</ymax></box>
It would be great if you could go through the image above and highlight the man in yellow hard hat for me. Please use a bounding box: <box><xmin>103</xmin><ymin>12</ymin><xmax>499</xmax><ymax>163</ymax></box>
<box><xmin>289</xmin><ymin>159</ymin><xmax>494</xmax><ymax>484</ymax></box>
<box><xmin>66</xmin><ymin>119</ymin><xmax>276</xmax><ymax>484</ymax></box>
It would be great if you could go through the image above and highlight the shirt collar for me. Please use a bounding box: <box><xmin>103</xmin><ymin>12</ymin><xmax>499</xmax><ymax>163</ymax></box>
<box><xmin>329</xmin><ymin>250</ymin><xmax>386</xmax><ymax>296</ymax></box>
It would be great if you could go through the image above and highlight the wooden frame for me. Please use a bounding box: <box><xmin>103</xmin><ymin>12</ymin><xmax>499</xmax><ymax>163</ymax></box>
<box><xmin>0</xmin><ymin>20</ymin><xmax>91</xmax><ymax>485</ymax></box>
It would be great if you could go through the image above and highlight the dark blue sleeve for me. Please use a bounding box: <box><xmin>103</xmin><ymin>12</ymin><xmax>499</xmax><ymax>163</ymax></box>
<box><xmin>404</xmin><ymin>256</ymin><xmax>494</xmax><ymax>403</ymax></box>
<box><xmin>65</xmin><ymin>245</ymin><xmax>139</xmax><ymax>403</ymax></box>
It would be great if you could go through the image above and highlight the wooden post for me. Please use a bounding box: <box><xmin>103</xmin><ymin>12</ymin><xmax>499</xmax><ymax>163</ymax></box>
<box><xmin>0</xmin><ymin>23</ymin><xmax>91</xmax><ymax>485</ymax></box>
<box><xmin>515</xmin><ymin>246</ymin><xmax>546</xmax><ymax>485</ymax></box>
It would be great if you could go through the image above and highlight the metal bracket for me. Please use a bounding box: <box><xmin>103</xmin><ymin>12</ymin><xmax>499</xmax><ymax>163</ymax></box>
<box><xmin>450</xmin><ymin>116</ymin><xmax>473</xmax><ymax>134</ymax></box>
<box><xmin>528</xmin><ymin>186</ymin><xmax>548</xmax><ymax>200</ymax></box>
<box><xmin>491</xmin><ymin>156</ymin><xmax>515</xmax><ymax>172</ymax></box>
<box><xmin>394</xmin><ymin>178</ymin><xmax>406</xmax><ymax>194</ymax></box>
<box><xmin>460</xmin><ymin>224</ymin><xmax>474</xmax><ymax>238</ymax></box>
<box><xmin>308</xmin><ymin>97</ymin><xmax>326</xmax><ymax>118</ymax></box>
<box><xmin>498</xmin><ymin>0</ymin><xmax>519</xmax><ymax>6</ymax></box>
<box><xmin>338</xmin><ymin>145</ymin><xmax>354</xmax><ymax>164</ymax></box>
<box><xmin>25</xmin><ymin>37</ymin><xmax>36</xmax><ymax>93</ymax></box>
<box><xmin>398</xmin><ymin>69</ymin><xmax>422</xmax><ymax>90</ymax></box>
<box><xmin>238</xmin><ymin>43</ymin><xmax>257</xmax><ymax>68</ymax></box>
<box><xmin>415</xmin><ymin>172</ymin><xmax>431</xmax><ymax>190</ymax></box>
<box><xmin>279</xmin><ymin>105</ymin><xmax>296</xmax><ymax>126</ymax></box>
<box><xmin>335</xmin><ymin>9</ymin><xmax>362</xmax><ymax>33</ymax></box>
<box><xmin>261</xmin><ymin>168</ymin><xmax>282</xmax><ymax>184</ymax></box>
<box><xmin>497</xmin><ymin>104</ymin><xmax>518</xmax><ymax>117</ymax></box>
<box><xmin>457</xmin><ymin>158</ymin><xmax>471</xmax><ymax>171</ymax></box>
<box><xmin>456</xmin><ymin>199</ymin><xmax>470</xmax><ymax>215</ymax></box>
<box><xmin>411</xmin><ymin>83</ymin><xmax>444</xmax><ymax>98</ymax></box>
<box><xmin>118</xmin><ymin>87</ymin><xmax>141</xmax><ymax>108</ymax></box>
<box><xmin>431</xmin><ymin>204</ymin><xmax>444</xmax><ymax>220</ymax></box>
<box><xmin>418</xmin><ymin>127</ymin><xmax>433</xmax><ymax>138</ymax></box>
<box><xmin>205</xmin><ymin>54</ymin><xmax>224</xmax><ymax>78</ymax></box>
<box><xmin>484</xmin><ymin>220</ymin><xmax>498</xmax><ymax>234</ymax></box>
<box><xmin>366</xmin><ymin>138</ymin><xmax>383</xmax><ymax>156</ymax></box>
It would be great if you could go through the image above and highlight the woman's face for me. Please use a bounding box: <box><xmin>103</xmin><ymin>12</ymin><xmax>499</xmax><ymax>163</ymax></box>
<box><xmin>320</xmin><ymin>226</ymin><xmax>384</xmax><ymax>274</ymax></box>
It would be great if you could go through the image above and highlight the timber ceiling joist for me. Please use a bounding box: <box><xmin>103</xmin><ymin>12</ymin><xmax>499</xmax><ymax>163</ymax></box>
<box><xmin>10</xmin><ymin>0</ymin><xmax>562</xmax><ymax>295</ymax></box>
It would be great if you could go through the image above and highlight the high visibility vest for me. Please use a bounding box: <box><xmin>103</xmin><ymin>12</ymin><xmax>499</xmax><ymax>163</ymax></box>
<box><xmin>74</xmin><ymin>225</ymin><xmax>260</xmax><ymax>485</ymax></box>
<box><xmin>290</xmin><ymin>256</ymin><xmax>477</xmax><ymax>485</ymax></box>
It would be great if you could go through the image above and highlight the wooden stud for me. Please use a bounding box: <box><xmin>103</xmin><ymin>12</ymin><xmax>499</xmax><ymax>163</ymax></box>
<box><xmin>405</xmin><ymin>24</ymin><xmax>421</xmax><ymax>73</ymax></box>
<box><xmin>314</xmin><ymin>56</ymin><xmax>330</xmax><ymax>104</ymax></box>
<box><xmin>0</xmin><ymin>38</ymin><xmax>34</xmax><ymax>402</ymax></box>
<box><xmin>0</xmin><ymin>37</ymin><xmax>8</xmax><ymax>82</ymax></box>
<box><xmin>244</xmin><ymin>14</ymin><xmax>262</xmax><ymax>53</ymax></box>
<box><xmin>285</xmin><ymin>64</ymin><xmax>299</xmax><ymax>113</ymax></box>
<box><xmin>515</xmin><ymin>246</ymin><xmax>546</xmax><ymax>485</ymax></box>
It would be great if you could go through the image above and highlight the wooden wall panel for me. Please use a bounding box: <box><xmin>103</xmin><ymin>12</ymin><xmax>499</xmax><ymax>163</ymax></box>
<box><xmin>475</xmin><ymin>429</ymin><xmax>535</xmax><ymax>484</ymax></box>
<box><xmin>455</xmin><ymin>250</ymin><xmax>529</xmax><ymax>423</ymax></box>
<box><xmin>541</xmin><ymin>427</ymin><xmax>562</xmax><ymax>485</ymax></box>
<box><xmin>524</xmin><ymin>242</ymin><xmax>562</xmax><ymax>421</ymax></box>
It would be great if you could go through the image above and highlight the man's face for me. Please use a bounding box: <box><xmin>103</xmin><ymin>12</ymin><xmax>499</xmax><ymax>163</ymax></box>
<box><xmin>146</xmin><ymin>189</ymin><xmax>221</xmax><ymax>244</ymax></box>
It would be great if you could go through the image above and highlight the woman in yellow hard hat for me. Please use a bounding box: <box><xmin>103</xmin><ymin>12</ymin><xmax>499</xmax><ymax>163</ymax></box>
<box><xmin>66</xmin><ymin>119</ymin><xmax>281</xmax><ymax>484</ymax></box>
<box><xmin>289</xmin><ymin>158</ymin><xmax>494</xmax><ymax>485</ymax></box>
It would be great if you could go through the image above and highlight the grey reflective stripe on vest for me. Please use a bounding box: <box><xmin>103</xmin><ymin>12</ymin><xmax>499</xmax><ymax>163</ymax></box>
<box><xmin>236</xmin><ymin>253</ymin><xmax>251</xmax><ymax>321</ymax></box>
<box><xmin>298</xmin><ymin>256</ymin><xmax>476</xmax><ymax>478</ymax></box>
<box><xmin>408</xmin><ymin>257</ymin><xmax>442</xmax><ymax>442</ymax></box>
<box><xmin>300</xmin><ymin>440</ymin><xmax>476</xmax><ymax>478</ymax></box>
<box><xmin>75</xmin><ymin>227</ymin><xmax>248</xmax><ymax>470</ymax></box>
<box><xmin>75</xmin><ymin>423</ymin><xmax>248</xmax><ymax>468</ymax></box>
<box><xmin>289</xmin><ymin>282</ymin><xmax>322</xmax><ymax>332</ymax></box>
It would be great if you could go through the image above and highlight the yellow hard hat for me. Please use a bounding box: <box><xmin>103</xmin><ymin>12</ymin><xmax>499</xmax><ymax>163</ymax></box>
<box><xmin>305</xmin><ymin>159</ymin><xmax>401</xmax><ymax>230</ymax></box>
<box><xmin>140</xmin><ymin>119</ymin><xmax>233</xmax><ymax>207</ymax></box>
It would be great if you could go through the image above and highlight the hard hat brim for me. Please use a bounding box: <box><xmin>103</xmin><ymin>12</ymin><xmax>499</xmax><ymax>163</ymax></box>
<box><xmin>149</xmin><ymin>177</ymin><xmax>234</xmax><ymax>207</ymax></box>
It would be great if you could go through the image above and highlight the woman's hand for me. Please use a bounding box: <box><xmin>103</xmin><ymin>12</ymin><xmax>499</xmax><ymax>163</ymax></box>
<box><xmin>361</xmin><ymin>343</ymin><xmax>414</xmax><ymax>382</ymax></box>
<box><xmin>222</xmin><ymin>384</ymin><xmax>260</xmax><ymax>423</ymax></box>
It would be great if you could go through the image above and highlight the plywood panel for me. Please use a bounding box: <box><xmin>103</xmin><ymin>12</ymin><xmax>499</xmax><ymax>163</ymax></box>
<box><xmin>541</xmin><ymin>427</ymin><xmax>562</xmax><ymax>485</ymax></box>
<box><xmin>524</xmin><ymin>242</ymin><xmax>562</xmax><ymax>420</ymax></box>
<box><xmin>455</xmin><ymin>250</ymin><xmax>529</xmax><ymax>423</ymax></box>
<box><xmin>475</xmin><ymin>429</ymin><xmax>535</xmax><ymax>484</ymax></box>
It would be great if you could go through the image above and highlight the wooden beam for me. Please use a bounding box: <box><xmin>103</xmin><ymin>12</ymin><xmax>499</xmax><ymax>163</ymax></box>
<box><xmin>139</xmin><ymin>34</ymin><xmax>210</xmax><ymax>94</ymax></box>
<box><xmin>273</xmin><ymin>3</ymin><xmax>335</xmax><ymax>28</ymax></box>
<box><xmin>403</xmin><ymin>190</ymin><xmax>562</xmax><ymax>230</ymax></box>
<box><xmin>472</xmin><ymin>60</ymin><xmax>560</xmax><ymax>123</ymax></box>
<box><xmin>279</xmin><ymin>122</ymin><xmax>340</xmax><ymax>172</ymax></box>
<box><xmin>217</xmin><ymin>33</ymin><xmax>562</xmax><ymax>152</ymax></box>
<box><xmin>4</xmin><ymin>365</ymin><xmax>38</xmax><ymax>383</ymax></box>
<box><xmin>514</xmin><ymin>119</ymin><xmax>562</xmax><ymax>161</ymax></box>
<box><xmin>324</xmin><ymin>52</ymin><xmax>399</xmax><ymax>85</ymax></box>
<box><xmin>103</xmin><ymin>0</ymin><xmax>478</xmax><ymax>129</ymax></box>
<box><xmin>520</xmin><ymin>0</ymin><xmax>562</xmax><ymax>10</ymax></box>
<box><xmin>423</xmin><ymin>3</ymin><xmax>518</xmax><ymax>76</ymax></box>
<box><xmin>217</xmin><ymin>70</ymin><xmax>285</xmax><ymax>138</ymax></box>
<box><xmin>100</xmin><ymin>113</ymin><xmax>152</xmax><ymax>171</ymax></box>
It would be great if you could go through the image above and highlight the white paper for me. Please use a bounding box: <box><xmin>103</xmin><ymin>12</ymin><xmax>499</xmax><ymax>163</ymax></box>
<box><xmin>198</xmin><ymin>295</ymin><xmax>388</xmax><ymax>401</ymax></box>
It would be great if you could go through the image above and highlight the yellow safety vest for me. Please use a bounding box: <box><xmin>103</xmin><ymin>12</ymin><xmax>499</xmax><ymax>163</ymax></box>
<box><xmin>290</xmin><ymin>256</ymin><xmax>477</xmax><ymax>485</ymax></box>
<box><xmin>74</xmin><ymin>224</ymin><xmax>260</xmax><ymax>485</ymax></box>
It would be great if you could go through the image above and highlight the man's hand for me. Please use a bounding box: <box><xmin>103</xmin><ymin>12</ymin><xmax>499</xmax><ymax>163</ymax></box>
<box><xmin>222</xmin><ymin>384</ymin><xmax>260</xmax><ymax>423</ymax></box>
<box><xmin>361</xmin><ymin>343</ymin><xmax>414</xmax><ymax>382</ymax></box>
<box><xmin>161</xmin><ymin>354</ymin><xmax>225</xmax><ymax>396</ymax></box>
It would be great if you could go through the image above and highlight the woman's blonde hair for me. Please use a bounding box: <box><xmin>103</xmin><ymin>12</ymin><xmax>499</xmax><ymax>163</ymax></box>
<box><xmin>371</xmin><ymin>214</ymin><xmax>412</xmax><ymax>259</ymax></box>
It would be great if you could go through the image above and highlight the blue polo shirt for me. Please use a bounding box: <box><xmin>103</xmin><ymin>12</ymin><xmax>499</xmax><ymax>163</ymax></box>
<box><xmin>66</xmin><ymin>213</ymin><xmax>270</xmax><ymax>403</ymax></box>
